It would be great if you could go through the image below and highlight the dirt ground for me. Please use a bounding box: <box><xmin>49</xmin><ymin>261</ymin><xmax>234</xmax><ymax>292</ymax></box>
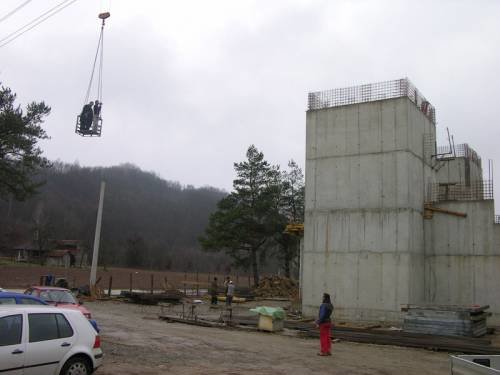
<box><xmin>89</xmin><ymin>301</ymin><xmax>450</xmax><ymax>375</ymax></box>
<box><xmin>0</xmin><ymin>263</ymin><xmax>247</xmax><ymax>290</ymax></box>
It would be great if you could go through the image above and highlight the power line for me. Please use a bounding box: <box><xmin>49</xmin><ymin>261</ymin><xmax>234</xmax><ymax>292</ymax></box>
<box><xmin>0</xmin><ymin>0</ymin><xmax>33</xmax><ymax>24</ymax></box>
<box><xmin>0</xmin><ymin>0</ymin><xmax>72</xmax><ymax>44</ymax></box>
<box><xmin>0</xmin><ymin>0</ymin><xmax>78</xmax><ymax>48</ymax></box>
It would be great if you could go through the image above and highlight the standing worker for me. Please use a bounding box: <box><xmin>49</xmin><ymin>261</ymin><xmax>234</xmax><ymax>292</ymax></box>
<box><xmin>316</xmin><ymin>293</ymin><xmax>334</xmax><ymax>356</ymax></box>
<box><xmin>226</xmin><ymin>280</ymin><xmax>235</xmax><ymax>307</ymax></box>
<box><xmin>210</xmin><ymin>277</ymin><xmax>218</xmax><ymax>305</ymax></box>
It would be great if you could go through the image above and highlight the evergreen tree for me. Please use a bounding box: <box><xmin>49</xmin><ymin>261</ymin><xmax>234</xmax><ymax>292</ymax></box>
<box><xmin>275</xmin><ymin>160</ymin><xmax>305</xmax><ymax>278</ymax></box>
<box><xmin>200</xmin><ymin>145</ymin><xmax>280</xmax><ymax>286</ymax></box>
<box><xmin>0</xmin><ymin>84</ymin><xmax>51</xmax><ymax>201</ymax></box>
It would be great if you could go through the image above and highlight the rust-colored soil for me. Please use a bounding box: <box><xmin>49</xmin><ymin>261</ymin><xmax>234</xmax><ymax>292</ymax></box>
<box><xmin>0</xmin><ymin>264</ymin><xmax>246</xmax><ymax>291</ymax></box>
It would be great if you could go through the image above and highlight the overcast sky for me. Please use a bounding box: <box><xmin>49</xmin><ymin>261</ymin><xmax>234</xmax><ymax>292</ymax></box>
<box><xmin>1</xmin><ymin>0</ymin><xmax>499</xmax><ymax>203</ymax></box>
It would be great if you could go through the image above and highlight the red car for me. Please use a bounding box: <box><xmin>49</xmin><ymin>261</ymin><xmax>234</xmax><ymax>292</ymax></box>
<box><xmin>24</xmin><ymin>286</ymin><xmax>92</xmax><ymax>319</ymax></box>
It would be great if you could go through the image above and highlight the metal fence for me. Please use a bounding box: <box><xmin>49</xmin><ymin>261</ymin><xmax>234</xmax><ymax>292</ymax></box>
<box><xmin>307</xmin><ymin>78</ymin><xmax>436</xmax><ymax>124</ymax></box>
<box><xmin>427</xmin><ymin>180</ymin><xmax>493</xmax><ymax>202</ymax></box>
<box><xmin>495</xmin><ymin>215</ymin><xmax>500</xmax><ymax>224</ymax></box>
<box><xmin>435</xmin><ymin>143</ymin><xmax>482</xmax><ymax>168</ymax></box>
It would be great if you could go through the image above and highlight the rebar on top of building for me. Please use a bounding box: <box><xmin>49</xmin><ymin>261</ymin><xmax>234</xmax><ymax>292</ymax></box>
<box><xmin>436</xmin><ymin>143</ymin><xmax>482</xmax><ymax>169</ymax></box>
<box><xmin>307</xmin><ymin>78</ymin><xmax>436</xmax><ymax>124</ymax></box>
<box><xmin>427</xmin><ymin>180</ymin><xmax>493</xmax><ymax>203</ymax></box>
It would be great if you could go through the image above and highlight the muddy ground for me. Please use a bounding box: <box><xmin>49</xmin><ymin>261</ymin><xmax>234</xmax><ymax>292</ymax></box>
<box><xmin>90</xmin><ymin>300</ymin><xmax>450</xmax><ymax>375</ymax></box>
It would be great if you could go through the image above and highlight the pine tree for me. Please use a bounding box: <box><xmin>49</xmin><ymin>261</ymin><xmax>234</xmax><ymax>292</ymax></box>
<box><xmin>275</xmin><ymin>160</ymin><xmax>305</xmax><ymax>277</ymax></box>
<box><xmin>200</xmin><ymin>145</ymin><xmax>280</xmax><ymax>286</ymax></box>
<box><xmin>0</xmin><ymin>84</ymin><xmax>51</xmax><ymax>201</ymax></box>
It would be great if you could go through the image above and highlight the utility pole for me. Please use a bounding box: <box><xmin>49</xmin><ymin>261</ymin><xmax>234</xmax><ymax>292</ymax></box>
<box><xmin>90</xmin><ymin>181</ymin><xmax>106</xmax><ymax>290</ymax></box>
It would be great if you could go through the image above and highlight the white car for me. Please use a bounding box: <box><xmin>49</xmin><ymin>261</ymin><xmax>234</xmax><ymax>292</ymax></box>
<box><xmin>0</xmin><ymin>305</ymin><xmax>103</xmax><ymax>375</ymax></box>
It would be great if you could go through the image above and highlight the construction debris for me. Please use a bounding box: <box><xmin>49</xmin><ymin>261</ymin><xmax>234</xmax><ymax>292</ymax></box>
<box><xmin>120</xmin><ymin>290</ymin><xmax>184</xmax><ymax>305</ymax></box>
<box><xmin>158</xmin><ymin>313</ymin><xmax>500</xmax><ymax>355</ymax></box>
<box><xmin>402</xmin><ymin>305</ymin><xmax>490</xmax><ymax>337</ymax></box>
<box><xmin>254</xmin><ymin>276</ymin><xmax>299</xmax><ymax>299</ymax></box>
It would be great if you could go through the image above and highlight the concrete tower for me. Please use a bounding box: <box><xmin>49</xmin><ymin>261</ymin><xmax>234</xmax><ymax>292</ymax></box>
<box><xmin>302</xmin><ymin>79</ymin><xmax>437</xmax><ymax>322</ymax></box>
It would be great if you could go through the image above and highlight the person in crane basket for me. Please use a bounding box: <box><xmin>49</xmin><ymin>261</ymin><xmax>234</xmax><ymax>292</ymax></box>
<box><xmin>80</xmin><ymin>101</ymin><xmax>94</xmax><ymax>133</ymax></box>
<box><xmin>75</xmin><ymin>12</ymin><xmax>110</xmax><ymax>137</ymax></box>
<box><xmin>92</xmin><ymin>100</ymin><xmax>102</xmax><ymax>131</ymax></box>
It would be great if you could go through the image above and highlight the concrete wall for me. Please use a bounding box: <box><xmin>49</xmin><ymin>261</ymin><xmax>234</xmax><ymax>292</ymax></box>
<box><xmin>494</xmin><ymin>224</ymin><xmax>500</xmax><ymax>250</ymax></box>
<box><xmin>436</xmin><ymin>157</ymin><xmax>483</xmax><ymax>185</ymax></box>
<box><xmin>424</xmin><ymin>200</ymin><xmax>500</xmax><ymax>325</ymax></box>
<box><xmin>303</xmin><ymin>97</ymin><xmax>435</xmax><ymax>322</ymax></box>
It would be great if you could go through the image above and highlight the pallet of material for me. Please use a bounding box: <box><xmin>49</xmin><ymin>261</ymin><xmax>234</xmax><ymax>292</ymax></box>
<box><xmin>402</xmin><ymin>305</ymin><xmax>490</xmax><ymax>337</ymax></box>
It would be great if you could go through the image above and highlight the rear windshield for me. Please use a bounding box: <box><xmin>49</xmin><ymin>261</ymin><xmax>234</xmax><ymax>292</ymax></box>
<box><xmin>39</xmin><ymin>290</ymin><xmax>76</xmax><ymax>304</ymax></box>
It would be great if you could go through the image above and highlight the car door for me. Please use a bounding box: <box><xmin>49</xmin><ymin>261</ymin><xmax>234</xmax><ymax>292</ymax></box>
<box><xmin>24</xmin><ymin>313</ymin><xmax>76</xmax><ymax>375</ymax></box>
<box><xmin>0</xmin><ymin>313</ymin><xmax>26</xmax><ymax>375</ymax></box>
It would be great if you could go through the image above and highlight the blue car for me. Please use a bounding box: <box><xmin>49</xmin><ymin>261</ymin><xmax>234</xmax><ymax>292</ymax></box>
<box><xmin>0</xmin><ymin>291</ymin><xmax>100</xmax><ymax>332</ymax></box>
<box><xmin>0</xmin><ymin>291</ymin><xmax>48</xmax><ymax>305</ymax></box>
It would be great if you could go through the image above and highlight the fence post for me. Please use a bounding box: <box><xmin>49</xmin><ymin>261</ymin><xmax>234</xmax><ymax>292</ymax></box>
<box><xmin>196</xmin><ymin>271</ymin><xmax>199</xmax><ymax>296</ymax></box>
<box><xmin>107</xmin><ymin>276</ymin><xmax>113</xmax><ymax>297</ymax></box>
<box><xmin>150</xmin><ymin>274</ymin><xmax>154</xmax><ymax>294</ymax></box>
<box><xmin>129</xmin><ymin>273</ymin><xmax>132</xmax><ymax>293</ymax></box>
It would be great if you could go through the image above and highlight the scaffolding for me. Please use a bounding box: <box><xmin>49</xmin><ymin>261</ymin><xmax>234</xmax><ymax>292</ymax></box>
<box><xmin>427</xmin><ymin>180</ymin><xmax>493</xmax><ymax>203</ymax></box>
<box><xmin>307</xmin><ymin>78</ymin><xmax>436</xmax><ymax>124</ymax></box>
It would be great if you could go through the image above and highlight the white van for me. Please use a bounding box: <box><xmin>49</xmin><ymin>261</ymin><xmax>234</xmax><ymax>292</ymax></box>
<box><xmin>0</xmin><ymin>305</ymin><xmax>103</xmax><ymax>374</ymax></box>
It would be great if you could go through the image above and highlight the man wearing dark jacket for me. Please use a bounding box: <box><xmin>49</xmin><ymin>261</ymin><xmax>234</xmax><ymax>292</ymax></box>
<box><xmin>316</xmin><ymin>293</ymin><xmax>333</xmax><ymax>356</ymax></box>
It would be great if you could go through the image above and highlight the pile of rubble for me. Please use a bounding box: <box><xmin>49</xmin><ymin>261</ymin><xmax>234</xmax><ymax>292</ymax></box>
<box><xmin>254</xmin><ymin>276</ymin><xmax>299</xmax><ymax>299</ymax></box>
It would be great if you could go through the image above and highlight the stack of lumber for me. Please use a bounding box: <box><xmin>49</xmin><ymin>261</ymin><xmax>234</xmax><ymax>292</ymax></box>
<box><xmin>402</xmin><ymin>305</ymin><xmax>490</xmax><ymax>337</ymax></box>
<box><xmin>254</xmin><ymin>276</ymin><xmax>298</xmax><ymax>299</ymax></box>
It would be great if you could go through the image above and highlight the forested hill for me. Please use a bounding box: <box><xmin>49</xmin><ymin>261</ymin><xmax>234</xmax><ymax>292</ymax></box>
<box><xmin>0</xmin><ymin>162</ymin><xmax>230</xmax><ymax>272</ymax></box>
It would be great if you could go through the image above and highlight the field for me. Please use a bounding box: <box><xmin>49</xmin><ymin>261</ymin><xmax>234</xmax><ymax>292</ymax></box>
<box><xmin>0</xmin><ymin>263</ymin><xmax>251</xmax><ymax>291</ymax></box>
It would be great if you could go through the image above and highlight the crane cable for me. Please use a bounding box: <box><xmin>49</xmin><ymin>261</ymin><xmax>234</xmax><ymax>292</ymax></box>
<box><xmin>0</xmin><ymin>0</ymin><xmax>33</xmax><ymax>24</ymax></box>
<box><xmin>0</xmin><ymin>0</ymin><xmax>78</xmax><ymax>48</ymax></box>
<box><xmin>83</xmin><ymin>19</ymin><xmax>105</xmax><ymax>105</ymax></box>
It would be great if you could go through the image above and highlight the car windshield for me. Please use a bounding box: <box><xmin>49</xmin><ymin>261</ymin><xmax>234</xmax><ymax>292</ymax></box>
<box><xmin>39</xmin><ymin>290</ymin><xmax>77</xmax><ymax>304</ymax></box>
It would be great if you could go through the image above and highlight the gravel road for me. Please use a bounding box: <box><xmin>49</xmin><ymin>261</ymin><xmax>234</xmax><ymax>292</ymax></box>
<box><xmin>89</xmin><ymin>300</ymin><xmax>450</xmax><ymax>375</ymax></box>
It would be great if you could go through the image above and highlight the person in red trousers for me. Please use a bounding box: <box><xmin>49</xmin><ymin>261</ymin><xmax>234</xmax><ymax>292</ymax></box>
<box><xmin>316</xmin><ymin>293</ymin><xmax>333</xmax><ymax>356</ymax></box>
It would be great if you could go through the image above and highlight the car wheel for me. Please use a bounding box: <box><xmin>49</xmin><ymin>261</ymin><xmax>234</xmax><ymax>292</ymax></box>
<box><xmin>60</xmin><ymin>356</ymin><xmax>92</xmax><ymax>375</ymax></box>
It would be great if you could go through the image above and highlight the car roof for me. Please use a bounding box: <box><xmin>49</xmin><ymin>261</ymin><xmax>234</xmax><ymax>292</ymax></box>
<box><xmin>0</xmin><ymin>292</ymin><xmax>49</xmax><ymax>305</ymax></box>
<box><xmin>29</xmin><ymin>286</ymin><xmax>70</xmax><ymax>291</ymax></box>
<box><xmin>0</xmin><ymin>305</ymin><xmax>82</xmax><ymax>316</ymax></box>
<box><xmin>0</xmin><ymin>291</ymin><xmax>44</xmax><ymax>299</ymax></box>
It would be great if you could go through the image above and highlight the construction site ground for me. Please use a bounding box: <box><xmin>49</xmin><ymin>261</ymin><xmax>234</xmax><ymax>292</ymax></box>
<box><xmin>91</xmin><ymin>300</ymin><xmax>450</xmax><ymax>375</ymax></box>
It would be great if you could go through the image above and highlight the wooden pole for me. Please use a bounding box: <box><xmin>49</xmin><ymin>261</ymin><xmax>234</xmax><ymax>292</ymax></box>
<box><xmin>107</xmin><ymin>276</ymin><xmax>113</xmax><ymax>297</ymax></box>
<box><xmin>129</xmin><ymin>273</ymin><xmax>132</xmax><ymax>293</ymax></box>
<box><xmin>150</xmin><ymin>274</ymin><xmax>154</xmax><ymax>294</ymax></box>
<box><xmin>196</xmin><ymin>271</ymin><xmax>199</xmax><ymax>296</ymax></box>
